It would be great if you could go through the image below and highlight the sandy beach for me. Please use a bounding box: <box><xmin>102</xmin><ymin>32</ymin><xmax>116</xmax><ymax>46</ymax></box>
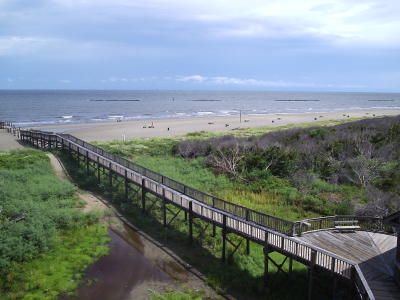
<box><xmin>33</xmin><ymin>109</ymin><xmax>400</xmax><ymax>142</ymax></box>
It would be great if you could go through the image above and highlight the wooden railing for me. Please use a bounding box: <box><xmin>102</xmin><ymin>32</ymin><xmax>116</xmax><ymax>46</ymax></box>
<box><xmin>295</xmin><ymin>215</ymin><xmax>392</xmax><ymax>236</ymax></box>
<box><xmin>1</xmin><ymin>121</ymin><xmax>20</xmax><ymax>136</ymax></box>
<box><xmin>54</xmin><ymin>132</ymin><xmax>296</xmax><ymax>236</ymax></box>
<box><xmin>5</xmin><ymin>124</ymin><xmax>383</xmax><ymax>299</ymax></box>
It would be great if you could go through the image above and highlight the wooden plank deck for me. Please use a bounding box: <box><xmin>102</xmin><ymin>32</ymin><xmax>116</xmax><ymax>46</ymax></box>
<box><xmin>298</xmin><ymin>231</ymin><xmax>400</xmax><ymax>300</ymax></box>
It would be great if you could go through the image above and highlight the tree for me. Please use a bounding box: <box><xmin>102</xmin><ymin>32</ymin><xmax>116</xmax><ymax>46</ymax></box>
<box><xmin>208</xmin><ymin>143</ymin><xmax>244</xmax><ymax>180</ymax></box>
<box><xmin>346</xmin><ymin>155</ymin><xmax>380</xmax><ymax>187</ymax></box>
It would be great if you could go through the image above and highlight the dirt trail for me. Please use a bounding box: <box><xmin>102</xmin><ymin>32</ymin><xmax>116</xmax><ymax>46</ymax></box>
<box><xmin>0</xmin><ymin>129</ymin><xmax>23</xmax><ymax>150</ymax></box>
<box><xmin>47</xmin><ymin>153</ymin><xmax>107</xmax><ymax>213</ymax></box>
<box><xmin>46</xmin><ymin>153</ymin><xmax>220</xmax><ymax>300</ymax></box>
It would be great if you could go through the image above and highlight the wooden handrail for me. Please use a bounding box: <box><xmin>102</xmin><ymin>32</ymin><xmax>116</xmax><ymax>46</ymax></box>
<box><xmin>295</xmin><ymin>215</ymin><xmax>392</xmax><ymax>236</ymax></box>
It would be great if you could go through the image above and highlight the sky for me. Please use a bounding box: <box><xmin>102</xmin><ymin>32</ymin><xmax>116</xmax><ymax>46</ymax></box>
<box><xmin>0</xmin><ymin>0</ymin><xmax>399</xmax><ymax>91</ymax></box>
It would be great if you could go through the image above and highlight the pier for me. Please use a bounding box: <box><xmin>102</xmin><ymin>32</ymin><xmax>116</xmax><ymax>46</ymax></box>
<box><xmin>2</xmin><ymin>122</ymin><xmax>399</xmax><ymax>300</ymax></box>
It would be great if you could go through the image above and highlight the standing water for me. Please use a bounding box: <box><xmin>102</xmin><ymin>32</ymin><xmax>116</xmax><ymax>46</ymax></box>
<box><xmin>64</xmin><ymin>224</ymin><xmax>191</xmax><ymax>300</ymax></box>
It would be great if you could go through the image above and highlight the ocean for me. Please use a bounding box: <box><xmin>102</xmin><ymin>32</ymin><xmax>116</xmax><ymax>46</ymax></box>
<box><xmin>1</xmin><ymin>90</ymin><xmax>399</xmax><ymax>127</ymax></box>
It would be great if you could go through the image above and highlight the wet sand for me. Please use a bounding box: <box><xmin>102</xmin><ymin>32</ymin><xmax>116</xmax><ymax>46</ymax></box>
<box><xmin>33</xmin><ymin>109</ymin><xmax>400</xmax><ymax>142</ymax></box>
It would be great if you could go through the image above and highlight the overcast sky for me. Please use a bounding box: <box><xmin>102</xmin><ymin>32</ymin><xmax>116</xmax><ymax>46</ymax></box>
<box><xmin>1</xmin><ymin>0</ymin><xmax>399</xmax><ymax>91</ymax></box>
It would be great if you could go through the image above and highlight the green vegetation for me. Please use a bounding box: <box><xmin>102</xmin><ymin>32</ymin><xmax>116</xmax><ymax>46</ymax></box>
<box><xmin>96</xmin><ymin>139</ymin><xmax>316</xmax><ymax>220</ymax></box>
<box><xmin>0</xmin><ymin>150</ymin><xmax>109</xmax><ymax>299</ymax></box>
<box><xmin>60</xmin><ymin>150</ymin><xmax>310</xmax><ymax>299</ymax></box>
<box><xmin>55</xmin><ymin>116</ymin><xmax>398</xmax><ymax>299</ymax></box>
<box><xmin>150</xmin><ymin>289</ymin><xmax>204</xmax><ymax>300</ymax></box>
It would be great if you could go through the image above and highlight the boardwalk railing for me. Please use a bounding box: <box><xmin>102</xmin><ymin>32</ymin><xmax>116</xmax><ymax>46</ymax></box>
<box><xmin>3</xmin><ymin>123</ymin><xmax>381</xmax><ymax>299</ymax></box>
<box><xmin>294</xmin><ymin>215</ymin><xmax>392</xmax><ymax>236</ymax></box>
<box><xmin>57</xmin><ymin>132</ymin><xmax>296</xmax><ymax>235</ymax></box>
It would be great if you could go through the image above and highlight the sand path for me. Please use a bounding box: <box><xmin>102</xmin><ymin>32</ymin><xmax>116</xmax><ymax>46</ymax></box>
<box><xmin>0</xmin><ymin>129</ymin><xmax>23</xmax><ymax>150</ymax></box>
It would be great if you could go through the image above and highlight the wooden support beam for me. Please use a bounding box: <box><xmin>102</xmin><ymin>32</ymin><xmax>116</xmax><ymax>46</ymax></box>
<box><xmin>246</xmin><ymin>239</ymin><xmax>250</xmax><ymax>255</ymax></box>
<box><xmin>162</xmin><ymin>189</ymin><xmax>167</xmax><ymax>227</ymax></box>
<box><xmin>189</xmin><ymin>201</ymin><xmax>193</xmax><ymax>243</ymax></box>
<box><xmin>124</xmin><ymin>169</ymin><xmax>128</xmax><ymax>201</ymax></box>
<box><xmin>141</xmin><ymin>178</ymin><xmax>146</xmax><ymax>212</ymax></box>
<box><xmin>86</xmin><ymin>151</ymin><xmax>89</xmax><ymax>174</ymax></box>
<box><xmin>108</xmin><ymin>162</ymin><xmax>112</xmax><ymax>188</ymax></box>
<box><xmin>289</xmin><ymin>257</ymin><xmax>293</xmax><ymax>274</ymax></box>
<box><xmin>264</xmin><ymin>233</ymin><xmax>269</xmax><ymax>287</ymax></box>
<box><xmin>212</xmin><ymin>223</ymin><xmax>216</xmax><ymax>237</ymax></box>
<box><xmin>308</xmin><ymin>249</ymin><xmax>317</xmax><ymax>300</ymax></box>
<box><xmin>97</xmin><ymin>156</ymin><xmax>101</xmax><ymax>182</ymax></box>
<box><xmin>332</xmin><ymin>275</ymin><xmax>337</xmax><ymax>300</ymax></box>
<box><xmin>166</xmin><ymin>207</ymin><xmax>182</xmax><ymax>227</ymax></box>
<box><xmin>222</xmin><ymin>214</ymin><xmax>227</xmax><ymax>262</ymax></box>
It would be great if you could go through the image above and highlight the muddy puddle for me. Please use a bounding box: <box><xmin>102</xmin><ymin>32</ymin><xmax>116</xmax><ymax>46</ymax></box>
<box><xmin>65</xmin><ymin>224</ymin><xmax>191</xmax><ymax>300</ymax></box>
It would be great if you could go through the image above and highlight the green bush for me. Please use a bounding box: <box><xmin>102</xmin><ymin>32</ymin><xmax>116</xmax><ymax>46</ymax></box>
<box><xmin>0</xmin><ymin>149</ymin><xmax>109</xmax><ymax>298</ymax></box>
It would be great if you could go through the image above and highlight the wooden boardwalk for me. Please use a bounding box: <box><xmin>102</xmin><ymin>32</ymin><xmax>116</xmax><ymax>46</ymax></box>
<box><xmin>2</xmin><ymin>122</ymin><xmax>399</xmax><ymax>300</ymax></box>
<box><xmin>299</xmin><ymin>231</ymin><xmax>399</xmax><ymax>300</ymax></box>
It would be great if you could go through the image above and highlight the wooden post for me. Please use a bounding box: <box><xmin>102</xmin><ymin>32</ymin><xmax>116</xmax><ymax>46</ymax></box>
<box><xmin>77</xmin><ymin>147</ymin><xmax>80</xmax><ymax>166</ymax></box>
<box><xmin>246</xmin><ymin>209</ymin><xmax>250</xmax><ymax>255</ymax></box>
<box><xmin>289</xmin><ymin>257</ymin><xmax>293</xmax><ymax>274</ymax></box>
<box><xmin>212</xmin><ymin>223</ymin><xmax>216</xmax><ymax>237</ymax></box>
<box><xmin>349</xmin><ymin>267</ymin><xmax>356</xmax><ymax>300</ymax></box>
<box><xmin>124</xmin><ymin>169</ymin><xmax>128</xmax><ymax>201</ymax></box>
<box><xmin>97</xmin><ymin>156</ymin><xmax>100</xmax><ymax>182</ymax></box>
<box><xmin>308</xmin><ymin>250</ymin><xmax>317</xmax><ymax>300</ymax></box>
<box><xmin>264</xmin><ymin>231</ymin><xmax>269</xmax><ymax>287</ymax></box>
<box><xmin>141</xmin><ymin>178</ymin><xmax>146</xmax><ymax>212</ymax></box>
<box><xmin>86</xmin><ymin>151</ymin><xmax>89</xmax><ymax>174</ymax></box>
<box><xmin>108</xmin><ymin>162</ymin><xmax>112</xmax><ymax>188</ymax></box>
<box><xmin>189</xmin><ymin>201</ymin><xmax>193</xmax><ymax>243</ymax></box>
<box><xmin>222</xmin><ymin>214</ymin><xmax>227</xmax><ymax>262</ymax></box>
<box><xmin>162</xmin><ymin>189</ymin><xmax>167</xmax><ymax>227</ymax></box>
<box><xmin>332</xmin><ymin>275</ymin><xmax>337</xmax><ymax>300</ymax></box>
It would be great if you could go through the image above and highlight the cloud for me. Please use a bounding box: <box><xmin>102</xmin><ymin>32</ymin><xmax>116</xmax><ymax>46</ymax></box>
<box><xmin>175</xmin><ymin>74</ymin><xmax>365</xmax><ymax>89</ymax></box>
<box><xmin>176</xmin><ymin>75</ymin><xmax>207</xmax><ymax>82</ymax></box>
<box><xmin>0</xmin><ymin>36</ymin><xmax>52</xmax><ymax>56</ymax></box>
<box><xmin>101</xmin><ymin>76</ymin><xmax>159</xmax><ymax>83</ymax></box>
<box><xmin>3</xmin><ymin>0</ymin><xmax>399</xmax><ymax>47</ymax></box>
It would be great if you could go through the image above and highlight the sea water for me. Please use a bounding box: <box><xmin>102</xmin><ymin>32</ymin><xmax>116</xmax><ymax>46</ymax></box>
<box><xmin>0</xmin><ymin>90</ymin><xmax>399</xmax><ymax>127</ymax></box>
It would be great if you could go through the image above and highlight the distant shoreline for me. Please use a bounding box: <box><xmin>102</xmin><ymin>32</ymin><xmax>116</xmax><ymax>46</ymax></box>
<box><xmin>31</xmin><ymin>108</ymin><xmax>400</xmax><ymax>142</ymax></box>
